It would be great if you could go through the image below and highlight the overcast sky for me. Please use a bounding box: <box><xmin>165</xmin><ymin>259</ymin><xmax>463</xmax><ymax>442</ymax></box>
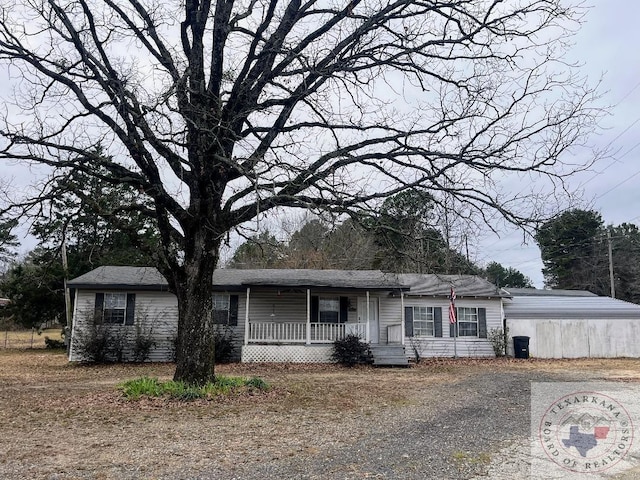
<box><xmin>477</xmin><ymin>0</ymin><xmax>640</xmax><ymax>287</ymax></box>
<box><xmin>2</xmin><ymin>1</ymin><xmax>638</xmax><ymax>287</ymax></box>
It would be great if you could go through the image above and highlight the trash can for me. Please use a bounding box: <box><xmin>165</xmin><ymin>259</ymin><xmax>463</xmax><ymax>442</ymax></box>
<box><xmin>513</xmin><ymin>336</ymin><xmax>530</xmax><ymax>359</ymax></box>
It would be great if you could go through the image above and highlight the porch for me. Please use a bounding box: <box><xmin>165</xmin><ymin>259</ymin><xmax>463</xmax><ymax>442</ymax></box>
<box><xmin>247</xmin><ymin>321</ymin><xmax>367</xmax><ymax>344</ymax></box>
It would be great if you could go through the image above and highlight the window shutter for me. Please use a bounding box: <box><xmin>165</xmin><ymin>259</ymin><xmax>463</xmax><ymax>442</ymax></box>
<box><xmin>125</xmin><ymin>293</ymin><xmax>136</xmax><ymax>325</ymax></box>
<box><xmin>404</xmin><ymin>306</ymin><xmax>413</xmax><ymax>337</ymax></box>
<box><xmin>478</xmin><ymin>308</ymin><xmax>487</xmax><ymax>338</ymax></box>
<box><xmin>339</xmin><ymin>297</ymin><xmax>349</xmax><ymax>323</ymax></box>
<box><xmin>94</xmin><ymin>293</ymin><xmax>104</xmax><ymax>324</ymax></box>
<box><xmin>229</xmin><ymin>295</ymin><xmax>239</xmax><ymax>326</ymax></box>
<box><xmin>450</xmin><ymin>319</ymin><xmax>457</xmax><ymax>338</ymax></box>
<box><xmin>434</xmin><ymin>307</ymin><xmax>443</xmax><ymax>337</ymax></box>
<box><xmin>311</xmin><ymin>296</ymin><xmax>319</xmax><ymax>322</ymax></box>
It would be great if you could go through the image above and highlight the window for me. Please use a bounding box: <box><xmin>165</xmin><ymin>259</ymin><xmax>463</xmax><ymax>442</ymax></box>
<box><xmin>457</xmin><ymin>307</ymin><xmax>478</xmax><ymax>336</ymax></box>
<box><xmin>319</xmin><ymin>297</ymin><xmax>339</xmax><ymax>323</ymax></box>
<box><xmin>95</xmin><ymin>292</ymin><xmax>135</xmax><ymax>325</ymax></box>
<box><xmin>212</xmin><ymin>294</ymin><xmax>239</xmax><ymax>326</ymax></box>
<box><xmin>412</xmin><ymin>306</ymin><xmax>434</xmax><ymax>336</ymax></box>
<box><xmin>104</xmin><ymin>293</ymin><xmax>127</xmax><ymax>324</ymax></box>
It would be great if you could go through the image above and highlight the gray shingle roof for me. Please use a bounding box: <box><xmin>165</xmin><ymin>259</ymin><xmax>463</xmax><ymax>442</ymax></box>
<box><xmin>398</xmin><ymin>274</ymin><xmax>506</xmax><ymax>298</ymax></box>
<box><xmin>503</xmin><ymin>287</ymin><xmax>597</xmax><ymax>297</ymax></box>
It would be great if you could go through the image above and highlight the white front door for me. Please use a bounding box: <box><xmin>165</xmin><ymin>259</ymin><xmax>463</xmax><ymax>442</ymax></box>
<box><xmin>357</xmin><ymin>297</ymin><xmax>379</xmax><ymax>344</ymax></box>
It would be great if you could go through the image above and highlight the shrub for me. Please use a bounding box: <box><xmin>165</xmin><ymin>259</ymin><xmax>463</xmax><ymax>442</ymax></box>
<box><xmin>488</xmin><ymin>326</ymin><xmax>509</xmax><ymax>357</ymax></box>
<box><xmin>133</xmin><ymin>334</ymin><xmax>156</xmax><ymax>362</ymax></box>
<box><xmin>331</xmin><ymin>334</ymin><xmax>372</xmax><ymax>367</ymax></box>
<box><xmin>73</xmin><ymin>325</ymin><xmax>125</xmax><ymax>363</ymax></box>
<box><xmin>214</xmin><ymin>325</ymin><xmax>236</xmax><ymax>363</ymax></box>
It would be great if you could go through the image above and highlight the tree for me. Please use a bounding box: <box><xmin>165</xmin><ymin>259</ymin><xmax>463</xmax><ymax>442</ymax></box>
<box><xmin>535</xmin><ymin>209</ymin><xmax>604</xmax><ymax>290</ymax></box>
<box><xmin>228</xmin><ymin>230</ymin><xmax>284</xmax><ymax>269</ymax></box>
<box><xmin>0</xmin><ymin>217</ymin><xmax>18</xmax><ymax>270</ymax></box>
<box><xmin>0</xmin><ymin>1</ymin><xmax>599</xmax><ymax>384</ymax></box>
<box><xmin>484</xmin><ymin>261</ymin><xmax>533</xmax><ymax>288</ymax></box>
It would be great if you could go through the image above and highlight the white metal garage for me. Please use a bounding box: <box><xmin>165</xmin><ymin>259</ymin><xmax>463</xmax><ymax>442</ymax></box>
<box><xmin>504</xmin><ymin>288</ymin><xmax>640</xmax><ymax>358</ymax></box>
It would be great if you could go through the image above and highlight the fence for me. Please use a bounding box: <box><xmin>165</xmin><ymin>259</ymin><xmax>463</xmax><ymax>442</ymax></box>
<box><xmin>0</xmin><ymin>329</ymin><xmax>64</xmax><ymax>349</ymax></box>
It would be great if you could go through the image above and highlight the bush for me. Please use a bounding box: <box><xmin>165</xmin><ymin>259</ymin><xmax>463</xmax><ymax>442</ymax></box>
<box><xmin>73</xmin><ymin>325</ymin><xmax>125</xmax><ymax>363</ymax></box>
<box><xmin>133</xmin><ymin>334</ymin><xmax>156</xmax><ymax>362</ymax></box>
<box><xmin>488</xmin><ymin>327</ymin><xmax>509</xmax><ymax>357</ymax></box>
<box><xmin>214</xmin><ymin>325</ymin><xmax>236</xmax><ymax>363</ymax></box>
<box><xmin>331</xmin><ymin>334</ymin><xmax>372</xmax><ymax>367</ymax></box>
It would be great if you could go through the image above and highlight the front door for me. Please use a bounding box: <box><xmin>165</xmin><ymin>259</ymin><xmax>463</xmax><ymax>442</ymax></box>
<box><xmin>357</xmin><ymin>297</ymin><xmax>379</xmax><ymax>344</ymax></box>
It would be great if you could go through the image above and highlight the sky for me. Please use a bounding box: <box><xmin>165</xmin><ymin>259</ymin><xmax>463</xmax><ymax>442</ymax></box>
<box><xmin>2</xmin><ymin>1</ymin><xmax>639</xmax><ymax>287</ymax></box>
<box><xmin>477</xmin><ymin>0</ymin><xmax>640</xmax><ymax>287</ymax></box>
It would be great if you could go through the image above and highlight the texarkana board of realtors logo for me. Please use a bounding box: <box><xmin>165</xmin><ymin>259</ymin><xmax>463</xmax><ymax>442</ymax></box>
<box><xmin>532</xmin><ymin>383</ymin><xmax>639</xmax><ymax>477</ymax></box>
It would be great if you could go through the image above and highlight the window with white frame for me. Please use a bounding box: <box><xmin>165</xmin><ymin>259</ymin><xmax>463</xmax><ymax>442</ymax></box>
<box><xmin>457</xmin><ymin>307</ymin><xmax>478</xmax><ymax>336</ymax></box>
<box><xmin>412</xmin><ymin>306</ymin><xmax>434</xmax><ymax>336</ymax></box>
<box><xmin>319</xmin><ymin>297</ymin><xmax>339</xmax><ymax>323</ymax></box>
<box><xmin>103</xmin><ymin>292</ymin><xmax>127</xmax><ymax>324</ymax></box>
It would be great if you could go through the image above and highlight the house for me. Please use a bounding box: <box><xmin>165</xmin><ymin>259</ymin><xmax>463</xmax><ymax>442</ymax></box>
<box><xmin>67</xmin><ymin>266</ymin><xmax>506</xmax><ymax>364</ymax></box>
<box><xmin>504</xmin><ymin>288</ymin><xmax>640</xmax><ymax>358</ymax></box>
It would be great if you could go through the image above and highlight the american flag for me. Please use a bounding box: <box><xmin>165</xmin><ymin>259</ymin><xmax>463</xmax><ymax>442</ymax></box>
<box><xmin>449</xmin><ymin>286</ymin><xmax>457</xmax><ymax>324</ymax></box>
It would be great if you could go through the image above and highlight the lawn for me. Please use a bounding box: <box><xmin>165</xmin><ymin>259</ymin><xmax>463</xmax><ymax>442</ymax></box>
<box><xmin>1</xmin><ymin>350</ymin><xmax>639</xmax><ymax>479</ymax></box>
<box><xmin>0</xmin><ymin>327</ymin><xmax>64</xmax><ymax>349</ymax></box>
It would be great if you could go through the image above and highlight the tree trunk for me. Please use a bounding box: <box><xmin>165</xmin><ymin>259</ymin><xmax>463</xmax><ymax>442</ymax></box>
<box><xmin>172</xmin><ymin>252</ymin><xmax>219</xmax><ymax>385</ymax></box>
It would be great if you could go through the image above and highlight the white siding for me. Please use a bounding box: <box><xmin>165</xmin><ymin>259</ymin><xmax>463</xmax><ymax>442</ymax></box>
<box><xmin>380</xmin><ymin>297</ymin><xmax>503</xmax><ymax>358</ymax></box>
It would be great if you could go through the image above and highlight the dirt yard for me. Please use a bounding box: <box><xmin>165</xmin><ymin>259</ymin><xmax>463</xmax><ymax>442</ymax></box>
<box><xmin>1</xmin><ymin>351</ymin><xmax>639</xmax><ymax>479</ymax></box>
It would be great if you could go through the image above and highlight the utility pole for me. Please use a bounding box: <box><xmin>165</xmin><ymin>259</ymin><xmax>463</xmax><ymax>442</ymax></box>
<box><xmin>62</xmin><ymin>240</ymin><xmax>72</xmax><ymax>350</ymax></box>
<box><xmin>607</xmin><ymin>230</ymin><xmax>615</xmax><ymax>298</ymax></box>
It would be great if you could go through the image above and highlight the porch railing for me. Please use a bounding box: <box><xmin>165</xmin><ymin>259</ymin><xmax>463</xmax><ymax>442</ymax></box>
<box><xmin>248</xmin><ymin>321</ymin><xmax>367</xmax><ymax>344</ymax></box>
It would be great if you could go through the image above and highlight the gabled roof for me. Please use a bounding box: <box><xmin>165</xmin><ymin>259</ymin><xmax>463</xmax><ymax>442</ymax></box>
<box><xmin>398</xmin><ymin>274</ymin><xmax>506</xmax><ymax>298</ymax></box>
<box><xmin>67</xmin><ymin>266</ymin><xmax>408</xmax><ymax>291</ymax></box>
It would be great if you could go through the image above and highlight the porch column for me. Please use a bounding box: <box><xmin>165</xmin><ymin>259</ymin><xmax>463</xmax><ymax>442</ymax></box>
<box><xmin>244</xmin><ymin>287</ymin><xmax>250</xmax><ymax>346</ymax></box>
<box><xmin>366</xmin><ymin>290</ymin><xmax>370</xmax><ymax>343</ymax></box>
<box><xmin>400</xmin><ymin>290</ymin><xmax>405</xmax><ymax>346</ymax></box>
<box><xmin>306</xmin><ymin>289</ymin><xmax>311</xmax><ymax>345</ymax></box>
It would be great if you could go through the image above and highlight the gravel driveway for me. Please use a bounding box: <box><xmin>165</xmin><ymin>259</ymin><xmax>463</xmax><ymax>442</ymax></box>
<box><xmin>187</xmin><ymin>370</ymin><xmax>570</xmax><ymax>480</ymax></box>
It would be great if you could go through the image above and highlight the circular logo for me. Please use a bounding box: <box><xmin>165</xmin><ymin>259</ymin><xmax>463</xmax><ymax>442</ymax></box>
<box><xmin>538</xmin><ymin>391</ymin><xmax>634</xmax><ymax>473</ymax></box>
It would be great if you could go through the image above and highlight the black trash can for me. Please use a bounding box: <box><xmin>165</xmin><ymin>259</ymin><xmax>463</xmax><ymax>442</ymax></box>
<box><xmin>513</xmin><ymin>336</ymin><xmax>530</xmax><ymax>359</ymax></box>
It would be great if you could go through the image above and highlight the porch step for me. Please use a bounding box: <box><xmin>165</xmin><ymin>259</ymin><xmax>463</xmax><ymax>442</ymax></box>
<box><xmin>370</xmin><ymin>345</ymin><xmax>409</xmax><ymax>367</ymax></box>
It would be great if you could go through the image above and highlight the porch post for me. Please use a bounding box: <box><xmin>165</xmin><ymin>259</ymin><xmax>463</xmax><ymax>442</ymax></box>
<box><xmin>400</xmin><ymin>290</ymin><xmax>405</xmax><ymax>346</ymax></box>
<box><xmin>244</xmin><ymin>287</ymin><xmax>250</xmax><ymax>346</ymax></box>
<box><xmin>366</xmin><ymin>290</ymin><xmax>370</xmax><ymax>343</ymax></box>
<box><xmin>306</xmin><ymin>289</ymin><xmax>311</xmax><ymax>345</ymax></box>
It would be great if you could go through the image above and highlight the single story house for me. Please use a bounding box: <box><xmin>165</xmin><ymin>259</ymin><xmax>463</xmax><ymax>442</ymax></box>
<box><xmin>504</xmin><ymin>288</ymin><xmax>640</xmax><ymax>358</ymax></box>
<box><xmin>67</xmin><ymin>266</ymin><xmax>506</xmax><ymax>364</ymax></box>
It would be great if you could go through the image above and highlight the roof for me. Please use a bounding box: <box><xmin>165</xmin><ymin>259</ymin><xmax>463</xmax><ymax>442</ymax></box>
<box><xmin>504</xmin><ymin>295</ymin><xmax>640</xmax><ymax>320</ymax></box>
<box><xmin>398</xmin><ymin>274</ymin><xmax>506</xmax><ymax>298</ymax></box>
<box><xmin>68</xmin><ymin>266</ymin><xmax>407</xmax><ymax>291</ymax></box>
<box><xmin>503</xmin><ymin>287</ymin><xmax>597</xmax><ymax>297</ymax></box>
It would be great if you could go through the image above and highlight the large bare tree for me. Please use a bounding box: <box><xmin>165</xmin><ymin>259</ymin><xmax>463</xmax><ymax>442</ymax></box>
<box><xmin>0</xmin><ymin>0</ymin><xmax>599</xmax><ymax>383</ymax></box>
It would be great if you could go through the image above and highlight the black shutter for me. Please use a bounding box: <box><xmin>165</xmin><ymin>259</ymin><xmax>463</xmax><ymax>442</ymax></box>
<box><xmin>450</xmin><ymin>317</ymin><xmax>457</xmax><ymax>338</ymax></box>
<box><xmin>434</xmin><ymin>307</ymin><xmax>443</xmax><ymax>337</ymax></box>
<box><xmin>94</xmin><ymin>293</ymin><xmax>104</xmax><ymax>324</ymax></box>
<box><xmin>404</xmin><ymin>306</ymin><xmax>413</xmax><ymax>337</ymax></box>
<box><xmin>311</xmin><ymin>296</ymin><xmax>319</xmax><ymax>322</ymax></box>
<box><xmin>229</xmin><ymin>295</ymin><xmax>239</xmax><ymax>326</ymax></box>
<box><xmin>125</xmin><ymin>293</ymin><xmax>136</xmax><ymax>325</ymax></box>
<box><xmin>339</xmin><ymin>297</ymin><xmax>349</xmax><ymax>323</ymax></box>
<box><xmin>478</xmin><ymin>308</ymin><xmax>487</xmax><ymax>338</ymax></box>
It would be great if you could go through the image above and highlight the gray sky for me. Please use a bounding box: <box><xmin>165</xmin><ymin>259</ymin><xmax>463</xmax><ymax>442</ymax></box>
<box><xmin>478</xmin><ymin>0</ymin><xmax>640</xmax><ymax>287</ymax></box>
<box><xmin>2</xmin><ymin>1</ymin><xmax>638</xmax><ymax>287</ymax></box>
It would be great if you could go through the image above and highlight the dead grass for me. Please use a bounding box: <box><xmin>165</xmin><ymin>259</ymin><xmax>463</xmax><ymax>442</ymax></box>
<box><xmin>1</xmin><ymin>352</ymin><xmax>640</xmax><ymax>479</ymax></box>
<box><xmin>0</xmin><ymin>328</ymin><xmax>63</xmax><ymax>349</ymax></box>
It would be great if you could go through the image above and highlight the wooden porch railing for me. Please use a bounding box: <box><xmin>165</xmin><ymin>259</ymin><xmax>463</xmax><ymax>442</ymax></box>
<box><xmin>248</xmin><ymin>322</ymin><xmax>367</xmax><ymax>344</ymax></box>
